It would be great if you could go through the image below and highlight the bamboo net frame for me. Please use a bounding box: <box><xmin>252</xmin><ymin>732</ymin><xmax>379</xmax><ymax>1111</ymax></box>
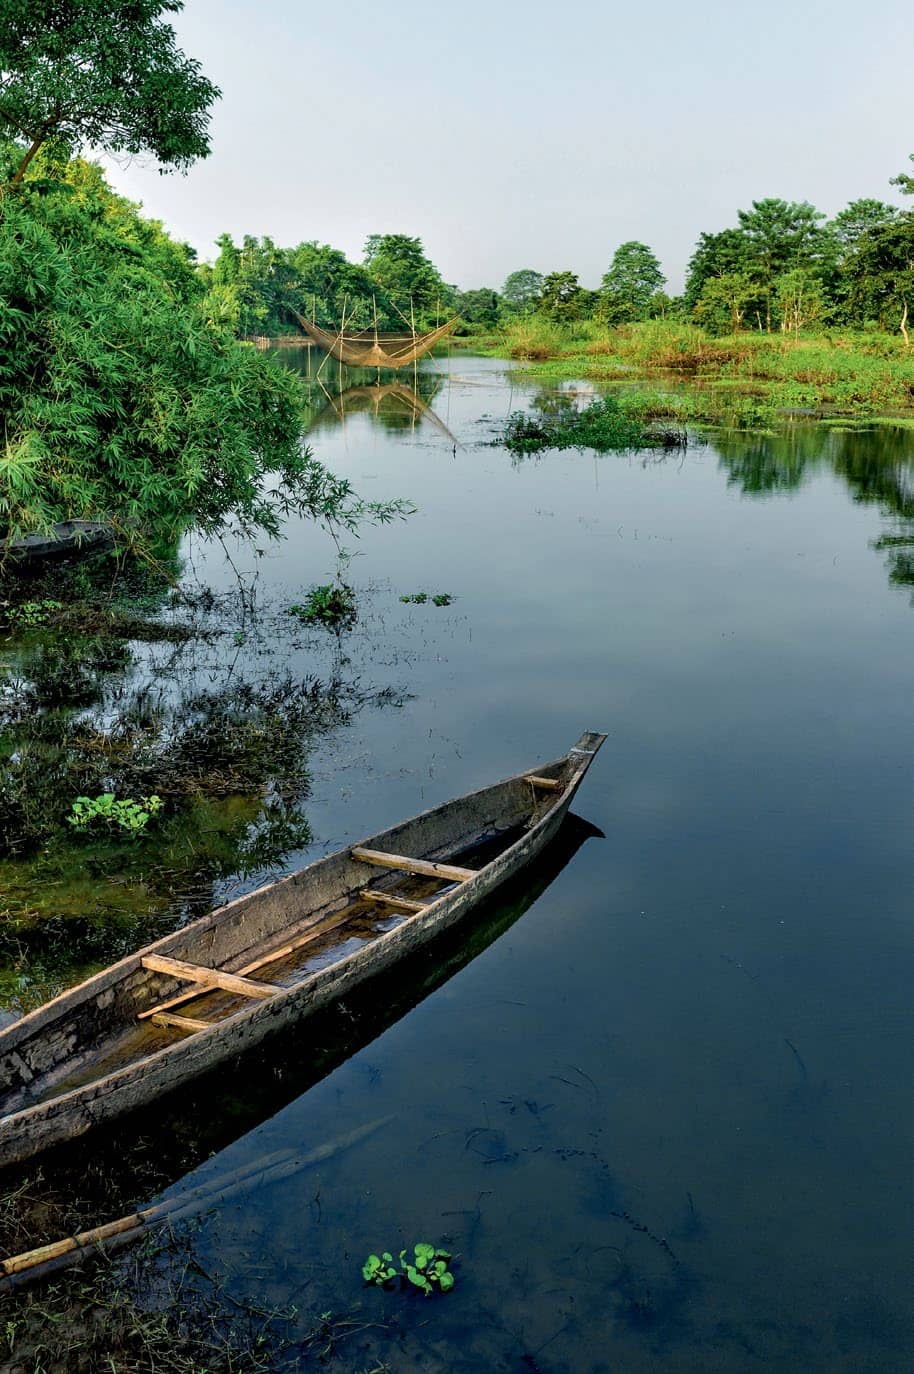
<box><xmin>290</xmin><ymin>308</ymin><xmax>459</xmax><ymax>370</ymax></box>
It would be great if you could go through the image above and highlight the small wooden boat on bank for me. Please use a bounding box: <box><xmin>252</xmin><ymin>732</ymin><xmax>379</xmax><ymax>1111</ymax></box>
<box><xmin>1</xmin><ymin>520</ymin><xmax>114</xmax><ymax>564</ymax></box>
<box><xmin>0</xmin><ymin>732</ymin><xmax>605</xmax><ymax>1168</ymax></box>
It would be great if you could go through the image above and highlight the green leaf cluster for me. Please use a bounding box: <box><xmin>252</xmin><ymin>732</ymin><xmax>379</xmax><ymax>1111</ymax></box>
<box><xmin>288</xmin><ymin>583</ymin><xmax>357</xmax><ymax>629</ymax></box>
<box><xmin>362</xmin><ymin>1243</ymin><xmax>454</xmax><ymax>1296</ymax></box>
<box><xmin>68</xmin><ymin>792</ymin><xmax>163</xmax><ymax>835</ymax></box>
<box><xmin>399</xmin><ymin>591</ymin><xmax>453</xmax><ymax>606</ymax></box>
<box><xmin>0</xmin><ymin>0</ymin><xmax>219</xmax><ymax>184</ymax></box>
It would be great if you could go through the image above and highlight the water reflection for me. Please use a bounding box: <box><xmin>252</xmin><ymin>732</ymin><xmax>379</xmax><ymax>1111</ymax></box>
<box><xmin>0</xmin><ymin>569</ymin><xmax>403</xmax><ymax>1009</ymax></box>
<box><xmin>519</xmin><ymin>382</ymin><xmax>914</xmax><ymax>597</ymax></box>
<box><xmin>0</xmin><ymin>814</ymin><xmax>602</xmax><ymax>1235</ymax></box>
<box><xmin>714</xmin><ymin>422</ymin><xmax>914</xmax><ymax>590</ymax></box>
<box><xmin>309</xmin><ymin>380</ymin><xmax>459</xmax><ymax>445</ymax></box>
<box><xmin>275</xmin><ymin>345</ymin><xmax>458</xmax><ymax>442</ymax></box>
<box><xmin>1</xmin><ymin>356</ymin><xmax>913</xmax><ymax>1371</ymax></box>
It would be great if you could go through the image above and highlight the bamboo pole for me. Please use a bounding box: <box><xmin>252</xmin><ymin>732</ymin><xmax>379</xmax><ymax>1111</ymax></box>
<box><xmin>0</xmin><ymin>1115</ymin><xmax>394</xmax><ymax>1293</ymax></box>
<box><xmin>411</xmin><ymin>297</ymin><xmax>418</xmax><ymax>393</ymax></box>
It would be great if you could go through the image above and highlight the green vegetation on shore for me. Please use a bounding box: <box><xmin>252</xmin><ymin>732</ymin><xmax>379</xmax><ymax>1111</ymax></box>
<box><xmin>480</xmin><ymin>319</ymin><xmax>914</xmax><ymax>425</ymax></box>
<box><xmin>0</xmin><ymin>3</ymin><xmax>408</xmax><ymax>558</ymax></box>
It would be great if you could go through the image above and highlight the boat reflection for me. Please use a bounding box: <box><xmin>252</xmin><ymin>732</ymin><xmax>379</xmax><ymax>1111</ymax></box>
<box><xmin>2</xmin><ymin>813</ymin><xmax>602</xmax><ymax>1223</ymax></box>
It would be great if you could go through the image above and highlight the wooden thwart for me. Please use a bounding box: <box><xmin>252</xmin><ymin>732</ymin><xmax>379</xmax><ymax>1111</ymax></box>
<box><xmin>139</xmin><ymin>908</ymin><xmax>358</xmax><ymax>1022</ymax></box>
<box><xmin>351</xmin><ymin>847</ymin><xmax>477</xmax><ymax>883</ymax></box>
<box><xmin>525</xmin><ymin>774</ymin><xmax>564</xmax><ymax>792</ymax></box>
<box><xmin>149</xmin><ymin>1012</ymin><xmax>211</xmax><ymax>1034</ymax></box>
<box><xmin>141</xmin><ymin>954</ymin><xmax>276</xmax><ymax>1001</ymax></box>
<box><xmin>362</xmin><ymin>889</ymin><xmax>430</xmax><ymax>914</ymax></box>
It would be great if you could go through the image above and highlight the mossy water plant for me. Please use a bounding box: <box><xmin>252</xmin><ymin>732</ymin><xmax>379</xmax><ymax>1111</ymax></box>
<box><xmin>362</xmin><ymin>1243</ymin><xmax>455</xmax><ymax>1296</ymax></box>
<box><xmin>399</xmin><ymin>592</ymin><xmax>454</xmax><ymax>606</ymax></box>
<box><xmin>2</xmin><ymin>599</ymin><xmax>64</xmax><ymax>629</ymax></box>
<box><xmin>502</xmin><ymin>396</ymin><xmax>686</xmax><ymax>455</ymax></box>
<box><xmin>288</xmin><ymin>583</ymin><xmax>357</xmax><ymax>629</ymax></box>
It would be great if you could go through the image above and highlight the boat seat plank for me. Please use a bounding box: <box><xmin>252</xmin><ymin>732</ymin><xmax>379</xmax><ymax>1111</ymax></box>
<box><xmin>361</xmin><ymin>889</ymin><xmax>430</xmax><ymax>914</ymax></box>
<box><xmin>149</xmin><ymin>1012</ymin><xmax>212</xmax><ymax>1033</ymax></box>
<box><xmin>139</xmin><ymin>908</ymin><xmax>361</xmax><ymax>1022</ymax></box>
<box><xmin>351</xmin><ymin>847</ymin><xmax>477</xmax><ymax>883</ymax></box>
<box><xmin>141</xmin><ymin>954</ymin><xmax>277</xmax><ymax>1001</ymax></box>
<box><xmin>525</xmin><ymin>774</ymin><xmax>564</xmax><ymax>792</ymax></box>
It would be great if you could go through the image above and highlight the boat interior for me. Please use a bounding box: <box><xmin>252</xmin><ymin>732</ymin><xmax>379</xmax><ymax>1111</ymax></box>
<box><xmin>0</xmin><ymin>764</ymin><xmax>573</xmax><ymax>1113</ymax></box>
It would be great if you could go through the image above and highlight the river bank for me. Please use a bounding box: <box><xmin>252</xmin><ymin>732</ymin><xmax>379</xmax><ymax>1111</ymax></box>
<box><xmin>469</xmin><ymin>318</ymin><xmax>914</xmax><ymax>426</ymax></box>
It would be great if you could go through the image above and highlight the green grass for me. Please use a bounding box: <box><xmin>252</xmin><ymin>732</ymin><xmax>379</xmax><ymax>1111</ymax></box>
<box><xmin>477</xmin><ymin>319</ymin><xmax>914</xmax><ymax>423</ymax></box>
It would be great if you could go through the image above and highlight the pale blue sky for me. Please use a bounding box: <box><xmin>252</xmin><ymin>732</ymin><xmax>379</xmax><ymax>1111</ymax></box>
<box><xmin>104</xmin><ymin>0</ymin><xmax>912</xmax><ymax>292</ymax></box>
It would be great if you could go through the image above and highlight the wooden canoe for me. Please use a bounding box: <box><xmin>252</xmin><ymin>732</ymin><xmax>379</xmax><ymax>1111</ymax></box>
<box><xmin>1</xmin><ymin>519</ymin><xmax>114</xmax><ymax>563</ymax></box>
<box><xmin>0</xmin><ymin>731</ymin><xmax>606</xmax><ymax>1168</ymax></box>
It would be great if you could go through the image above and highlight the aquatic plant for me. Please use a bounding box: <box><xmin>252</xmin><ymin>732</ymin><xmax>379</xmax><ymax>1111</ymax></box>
<box><xmin>399</xmin><ymin>591</ymin><xmax>454</xmax><ymax>606</ymax></box>
<box><xmin>68</xmin><ymin>793</ymin><xmax>163</xmax><ymax>836</ymax></box>
<box><xmin>502</xmin><ymin>397</ymin><xmax>684</xmax><ymax>454</ymax></box>
<box><xmin>362</xmin><ymin>1243</ymin><xmax>455</xmax><ymax>1296</ymax></box>
<box><xmin>288</xmin><ymin>583</ymin><xmax>357</xmax><ymax>629</ymax></box>
<box><xmin>3</xmin><ymin>599</ymin><xmax>64</xmax><ymax>628</ymax></box>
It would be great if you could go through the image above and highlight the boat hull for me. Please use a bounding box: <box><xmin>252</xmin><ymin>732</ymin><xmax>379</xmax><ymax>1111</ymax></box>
<box><xmin>0</xmin><ymin>733</ymin><xmax>605</xmax><ymax>1167</ymax></box>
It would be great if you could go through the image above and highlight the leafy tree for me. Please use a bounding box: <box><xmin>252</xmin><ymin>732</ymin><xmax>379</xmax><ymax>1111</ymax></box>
<box><xmin>0</xmin><ymin>0</ymin><xmax>219</xmax><ymax>187</ymax></box>
<box><xmin>693</xmin><ymin>272</ymin><xmax>756</xmax><ymax>334</ymax></box>
<box><xmin>502</xmin><ymin>269</ymin><xmax>543</xmax><ymax>313</ymax></box>
<box><xmin>363</xmin><ymin>234</ymin><xmax>452</xmax><ymax>328</ymax></box>
<box><xmin>287</xmin><ymin>240</ymin><xmax>378</xmax><ymax>330</ymax></box>
<box><xmin>684</xmin><ymin>228</ymin><xmax>754</xmax><ymax>311</ymax></box>
<box><xmin>890</xmin><ymin>154</ymin><xmax>914</xmax><ymax>197</ymax></box>
<box><xmin>0</xmin><ymin>156</ymin><xmax>401</xmax><ymax>551</ymax></box>
<box><xmin>840</xmin><ymin>213</ymin><xmax>914</xmax><ymax>340</ymax></box>
<box><xmin>775</xmin><ymin>268</ymin><xmax>825</xmax><ymax>338</ymax></box>
<box><xmin>830</xmin><ymin>199</ymin><xmax>898</xmax><ymax>256</ymax></box>
<box><xmin>599</xmin><ymin>241</ymin><xmax>665</xmax><ymax>324</ymax></box>
<box><xmin>736</xmin><ymin>199</ymin><xmax>828</xmax><ymax>330</ymax></box>
<box><xmin>537</xmin><ymin>270</ymin><xmax>583</xmax><ymax>321</ymax></box>
<box><xmin>454</xmin><ymin>287</ymin><xmax>501</xmax><ymax>327</ymax></box>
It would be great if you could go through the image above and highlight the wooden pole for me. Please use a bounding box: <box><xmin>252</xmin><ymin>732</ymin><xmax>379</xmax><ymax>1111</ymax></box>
<box><xmin>411</xmin><ymin>297</ymin><xmax>418</xmax><ymax>392</ymax></box>
<box><xmin>0</xmin><ymin>1116</ymin><xmax>393</xmax><ymax>1293</ymax></box>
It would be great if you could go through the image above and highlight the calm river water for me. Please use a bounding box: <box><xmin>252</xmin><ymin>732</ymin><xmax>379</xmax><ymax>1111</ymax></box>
<box><xmin>9</xmin><ymin>353</ymin><xmax>914</xmax><ymax>1370</ymax></box>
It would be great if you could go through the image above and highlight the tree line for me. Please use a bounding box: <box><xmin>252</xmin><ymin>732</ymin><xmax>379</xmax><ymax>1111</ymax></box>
<box><xmin>479</xmin><ymin>180</ymin><xmax>914</xmax><ymax>340</ymax></box>
<box><xmin>206</xmin><ymin>232</ymin><xmax>455</xmax><ymax>337</ymax></box>
<box><xmin>210</xmin><ymin>178</ymin><xmax>914</xmax><ymax>345</ymax></box>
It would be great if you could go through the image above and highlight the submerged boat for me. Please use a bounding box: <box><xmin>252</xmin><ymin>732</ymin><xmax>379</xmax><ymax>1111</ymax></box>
<box><xmin>0</xmin><ymin>732</ymin><xmax>605</xmax><ymax>1168</ymax></box>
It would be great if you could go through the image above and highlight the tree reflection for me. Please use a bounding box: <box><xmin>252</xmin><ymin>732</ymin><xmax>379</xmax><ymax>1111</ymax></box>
<box><xmin>715</xmin><ymin>423</ymin><xmax>914</xmax><ymax>592</ymax></box>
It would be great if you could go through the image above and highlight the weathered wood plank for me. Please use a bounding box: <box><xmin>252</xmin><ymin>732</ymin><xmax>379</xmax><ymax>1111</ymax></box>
<box><xmin>361</xmin><ymin>889</ymin><xmax>429</xmax><ymax>913</ymax></box>
<box><xmin>149</xmin><ymin>1012</ymin><xmax>212</xmax><ymax>1033</ymax></box>
<box><xmin>525</xmin><ymin>774</ymin><xmax>564</xmax><ymax>792</ymax></box>
<box><xmin>351</xmin><ymin>847</ymin><xmax>477</xmax><ymax>883</ymax></box>
<box><xmin>141</xmin><ymin>954</ymin><xmax>276</xmax><ymax>1000</ymax></box>
<box><xmin>138</xmin><ymin>908</ymin><xmax>358</xmax><ymax>1021</ymax></box>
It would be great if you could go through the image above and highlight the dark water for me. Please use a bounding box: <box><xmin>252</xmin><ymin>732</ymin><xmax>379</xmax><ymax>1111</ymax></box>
<box><xmin>8</xmin><ymin>355</ymin><xmax>914</xmax><ymax>1369</ymax></box>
